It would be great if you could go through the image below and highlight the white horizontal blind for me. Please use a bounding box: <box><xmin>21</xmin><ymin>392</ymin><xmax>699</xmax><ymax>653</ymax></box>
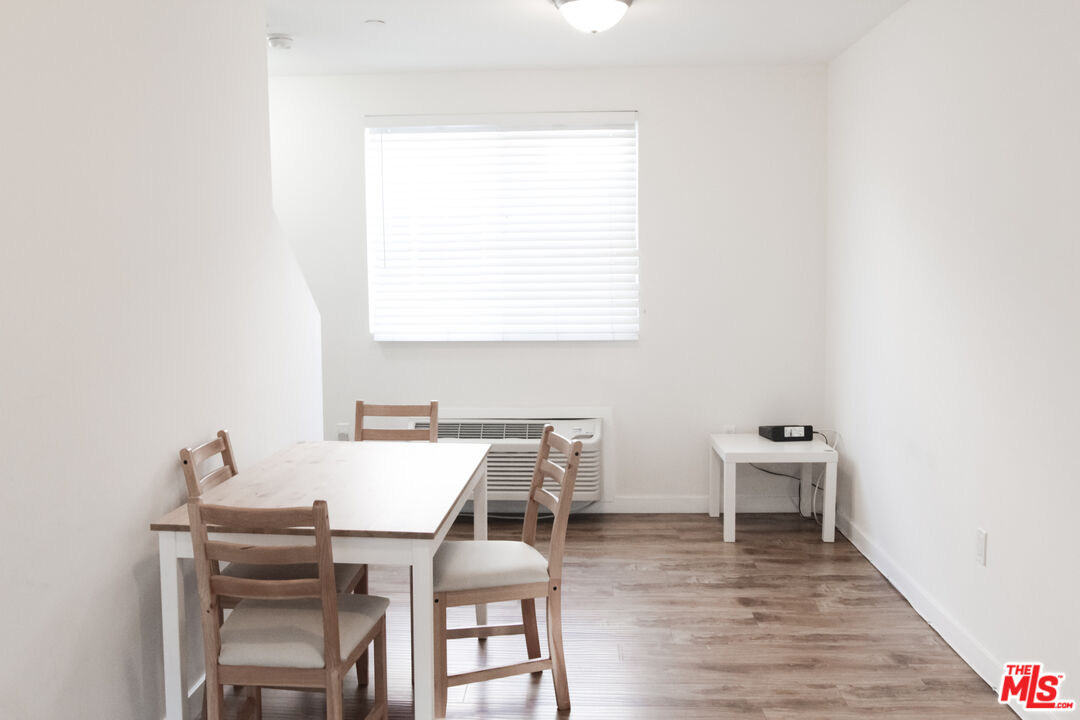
<box><xmin>365</xmin><ymin>113</ymin><xmax>639</xmax><ymax>341</ymax></box>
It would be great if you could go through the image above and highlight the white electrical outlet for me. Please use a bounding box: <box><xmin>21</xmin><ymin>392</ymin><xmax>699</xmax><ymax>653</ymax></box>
<box><xmin>722</xmin><ymin>424</ymin><xmax>737</xmax><ymax>434</ymax></box>
<box><xmin>336</xmin><ymin>422</ymin><xmax>351</xmax><ymax>441</ymax></box>
<box><xmin>976</xmin><ymin>528</ymin><xmax>988</xmax><ymax>566</ymax></box>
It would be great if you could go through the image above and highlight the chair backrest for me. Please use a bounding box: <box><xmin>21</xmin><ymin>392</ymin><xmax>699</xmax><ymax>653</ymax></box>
<box><xmin>521</xmin><ymin>426</ymin><xmax>582</xmax><ymax>581</ymax></box>
<box><xmin>354</xmin><ymin>401</ymin><xmax>439</xmax><ymax>442</ymax></box>
<box><xmin>179</xmin><ymin>430</ymin><xmax>238</xmax><ymax>498</ymax></box>
<box><xmin>187</xmin><ymin>499</ymin><xmax>341</xmax><ymax>669</ymax></box>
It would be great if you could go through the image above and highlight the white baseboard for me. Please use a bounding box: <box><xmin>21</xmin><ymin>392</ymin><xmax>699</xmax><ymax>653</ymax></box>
<box><xmin>583</xmin><ymin>495</ymin><xmax>801</xmax><ymax>514</ymax></box>
<box><xmin>836</xmin><ymin>512</ymin><xmax>1057</xmax><ymax>720</ymax></box>
<box><xmin>584</xmin><ymin>495</ymin><xmax>706</xmax><ymax>513</ymax></box>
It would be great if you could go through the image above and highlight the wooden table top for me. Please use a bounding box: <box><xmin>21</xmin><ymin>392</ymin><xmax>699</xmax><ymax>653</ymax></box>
<box><xmin>150</xmin><ymin>441</ymin><xmax>490</xmax><ymax>539</ymax></box>
<box><xmin>709</xmin><ymin>433</ymin><xmax>837</xmax><ymax>463</ymax></box>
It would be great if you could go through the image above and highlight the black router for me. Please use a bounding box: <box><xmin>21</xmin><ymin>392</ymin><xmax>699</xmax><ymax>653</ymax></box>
<box><xmin>759</xmin><ymin>425</ymin><xmax>813</xmax><ymax>442</ymax></box>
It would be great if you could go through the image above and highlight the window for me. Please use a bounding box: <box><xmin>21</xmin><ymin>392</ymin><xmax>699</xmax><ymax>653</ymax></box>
<box><xmin>364</xmin><ymin>112</ymin><xmax>639</xmax><ymax>341</ymax></box>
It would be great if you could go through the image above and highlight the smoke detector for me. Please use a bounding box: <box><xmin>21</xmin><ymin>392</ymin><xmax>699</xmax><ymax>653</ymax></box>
<box><xmin>267</xmin><ymin>33</ymin><xmax>294</xmax><ymax>50</ymax></box>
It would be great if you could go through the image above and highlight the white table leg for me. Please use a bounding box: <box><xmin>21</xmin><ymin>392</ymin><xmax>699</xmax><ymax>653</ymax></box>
<box><xmin>412</xmin><ymin>545</ymin><xmax>435</xmax><ymax>720</ymax></box>
<box><xmin>822</xmin><ymin>462</ymin><xmax>837</xmax><ymax>542</ymax></box>
<box><xmin>159</xmin><ymin>532</ymin><xmax>190</xmax><ymax>720</ymax></box>
<box><xmin>707</xmin><ymin>446</ymin><xmax>720</xmax><ymax>518</ymax></box>
<box><xmin>800</xmin><ymin>463</ymin><xmax>813</xmax><ymax>518</ymax></box>
<box><xmin>473</xmin><ymin>459</ymin><xmax>488</xmax><ymax>625</ymax></box>
<box><xmin>723</xmin><ymin>461</ymin><xmax>736</xmax><ymax>542</ymax></box>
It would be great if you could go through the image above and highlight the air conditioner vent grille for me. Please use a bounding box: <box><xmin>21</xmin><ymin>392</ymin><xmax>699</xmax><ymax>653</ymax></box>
<box><xmin>416</xmin><ymin>421</ymin><xmax>547</xmax><ymax>440</ymax></box>
<box><xmin>487</xmin><ymin>450</ymin><xmax>601</xmax><ymax>495</ymax></box>
<box><xmin>411</xmin><ymin>416</ymin><xmax>603</xmax><ymax>502</ymax></box>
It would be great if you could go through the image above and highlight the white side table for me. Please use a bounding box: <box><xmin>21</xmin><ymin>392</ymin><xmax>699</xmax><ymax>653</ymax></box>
<box><xmin>708</xmin><ymin>433</ymin><xmax>839</xmax><ymax>542</ymax></box>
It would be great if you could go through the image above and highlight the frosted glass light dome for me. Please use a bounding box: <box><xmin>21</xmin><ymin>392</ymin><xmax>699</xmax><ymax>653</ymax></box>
<box><xmin>557</xmin><ymin>0</ymin><xmax>631</xmax><ymax>34</ymax></box>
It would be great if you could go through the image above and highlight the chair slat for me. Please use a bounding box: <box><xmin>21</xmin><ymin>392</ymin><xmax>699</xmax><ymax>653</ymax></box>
<box><xmin>200</xmin><ymin>504</ymin><xmax>316</xmax><ymax>531</ymax></box>
<box><xmin>540</xmin><ymin>459</ymin><xmax>565</xmax><ymax>481</ymax></box>
<box><xmin>204</xmin><ymin>541</ymin><xmax>317</xmax><ymax>565</ymax></box>
<box><xmin>544</xmin><ymin>431</ymin><xmax>575</xmax><ymax>456</ymax></box>
<box><xmin>200</xmin><ymin>465</ymin><xmax>233</xmax><ymax>492</ymax></box>
<box><xmin>363</xmin><ymin>404</ymin><xmax>437</xmax><ymax>417</ymax></box>
<box><xmin>361</xmin><ymin>428</ymin><xmax>432</xmax><ymax>442</ymax></box>
<box><xmin>187</xmin><ymin>437</ymin><xmax>227</xmax><ymax>467</ymax></box>
<box><xmin>532</xmin><ymin>488</ymin><xmax>560</xmax><ymax>513</ymax></box>
<box><xmin>210</xmin><ymin>575</ymin><xmax>321</xmax><ymax>600</ymax></box>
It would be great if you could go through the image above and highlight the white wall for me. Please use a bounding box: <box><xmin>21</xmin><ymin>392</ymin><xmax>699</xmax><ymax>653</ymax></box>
<box><xmin>0</xmin><ymin>2</ymin><xmax>323</xmax><ymax>718</ymax></box>
<box><xmin>828</xmin><ymin>0</ymin><xmax>1080</xmax><ymax>704</ymax></box>
<box><xmin>268</xmin><ymin>67</ymin><xmax>827</xmax><ymax>510</ymax></box>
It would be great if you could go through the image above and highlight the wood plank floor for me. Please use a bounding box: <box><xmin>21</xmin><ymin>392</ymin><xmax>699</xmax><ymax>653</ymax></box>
<box><xmin>237</xmin><ymin>513</ymin><xmax>1014</xmax><ymax>719</ymax></box>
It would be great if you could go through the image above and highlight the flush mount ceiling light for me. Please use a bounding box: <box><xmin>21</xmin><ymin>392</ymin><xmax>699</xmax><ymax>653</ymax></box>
<box><xmin>554</xmin><ymin>0</ymin><xmax>631</xmax><ymax>34</ymax></box>
<box><xmin>266</xmin><ymin>33</ymin><xmax>293</xmax><ymax>50</ymax></box>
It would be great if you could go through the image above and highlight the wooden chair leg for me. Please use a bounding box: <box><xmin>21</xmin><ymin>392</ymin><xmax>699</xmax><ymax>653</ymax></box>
<box><xmin>238</xmin><ymin>686</ymin><xmax>261</xmax><ymax>720</ymax></box>
<box><xmin>434</xmin><ymin>593</ymin><xmax>448</xmax><ymax>718</ymax></box>
<box><xmin>410</xmin><ymin>570</ymin><xmax>415</xmax><ymax>689</ymax></box>
<box><xmin>355</xmin><ymin>567</ymin><xmax>370</xmax><ymax>685</ymax></box>
<box><xmin>546</xmin><ymin>587</ymin><xmax>570</xmax><ymax>710</ymax></box>
<box><xmin>521</xmin><ymin>598</ymin><xmax>542</xmax><ymax>660</ymax></box>
<box><xmin>205</xmin><ymin>678</ymin><xmax>224</xmax><ymax>720</ymax></box>
<box><xmin>375</xmin><ymin>618</ymin><xmax>388</xmax><ymax>719</ymax></box>
<box><xmin>326</xmin><ymin>671</ymin><xmax>344</xmax><ymax>720</ymax></box>
<box><xmin>355</xmin><ymin>654</ymin><xmax>368</xmax><ymax>687</ymax></box>
<box><xmin>361</xmin><ymin>619</ymin><xmax>389</xmax><ymax>720</ymax></box>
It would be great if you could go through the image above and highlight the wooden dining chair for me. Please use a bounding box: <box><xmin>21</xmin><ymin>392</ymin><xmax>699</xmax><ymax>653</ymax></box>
<box><xmin>353</xmin><ymin>401</ymin><xmax>439</xmax><ymax>687</ymax></box>
<box><xmin>188</xmin><ymin>499</ymin><xmax>390</xmax><ymax>720</ymax></box>
<box><xmin>354</xmin><ymin>401</ymin><xmax>439</xmax><ymax>442</ymax></box>
<box><xmin>431</xmin><ymin>425</ymin><xmax>580</xmax><ymax>717</ymax></box>
<box><xmin>180</xmin><ymin>432</ymin><xmax>370</xmax><ymax>683</ymax></box>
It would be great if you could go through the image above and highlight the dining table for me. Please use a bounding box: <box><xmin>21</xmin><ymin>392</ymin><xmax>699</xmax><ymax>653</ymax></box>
<box><xmin>150</xmin><ymin>439</ymin><xmax>491</xmax><ymax>720</ymax></box>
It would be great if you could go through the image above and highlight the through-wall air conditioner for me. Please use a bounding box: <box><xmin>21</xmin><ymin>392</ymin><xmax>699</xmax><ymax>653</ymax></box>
<box><xmin>411</xmin><ymin>418</ymin><xmax>603</xmax><ymax>503</ymax></box>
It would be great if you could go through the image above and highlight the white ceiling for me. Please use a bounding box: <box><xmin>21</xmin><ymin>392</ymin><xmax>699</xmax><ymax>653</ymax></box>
<box><xmin>265</xmin><ymin>0</ymin><xmax>909</xmax><ymax>76</ymax></box>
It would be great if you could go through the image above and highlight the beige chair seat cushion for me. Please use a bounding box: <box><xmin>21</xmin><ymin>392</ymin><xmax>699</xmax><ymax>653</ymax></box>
<box><xmin>222</xmin><ymin>562</ymin><xmax>364</xmax><ymax>592</ymax></box>
<box><xmin>434</xmin><ymin>540</ymin><xmax>549</xmax><ymax>593</ymax></box>
<box><xmin>219</xmin><ymin>594</ymin><xmax>390</xmax><ymax>668</ymax></box>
